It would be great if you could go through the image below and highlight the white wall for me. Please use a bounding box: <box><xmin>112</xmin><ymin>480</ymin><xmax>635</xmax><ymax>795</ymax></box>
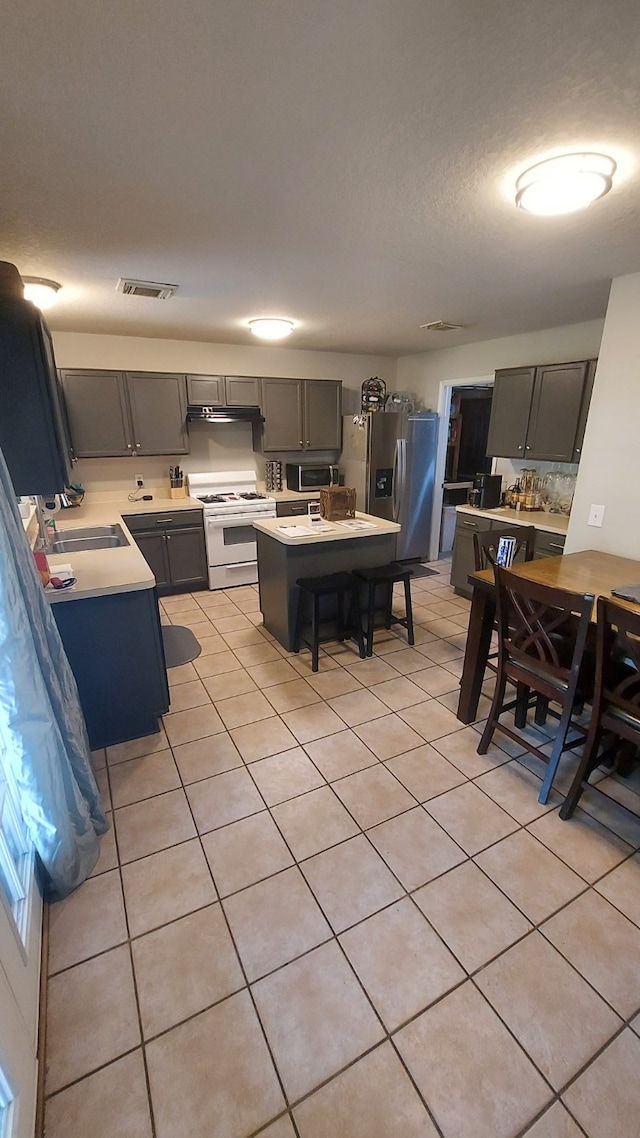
<box><xmin>396</xmin><ymin>319</ymin><xmax>604</xmax><ymax>410</ymax></box>
<box><xmin>566</xmin><ymin>273</ymin><xmax>640</xmax><ymax>557</ymax></box>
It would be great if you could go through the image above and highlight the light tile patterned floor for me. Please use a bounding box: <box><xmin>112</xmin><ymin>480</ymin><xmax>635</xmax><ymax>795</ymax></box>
<box><xmin>44</xmin><ymin>561</ymin><xmax>640</xmax><ymax>1138</ymax></box>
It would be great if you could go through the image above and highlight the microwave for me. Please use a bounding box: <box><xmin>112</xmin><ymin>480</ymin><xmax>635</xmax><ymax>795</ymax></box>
<box><xmin>286</xmin><ymin>463</ymin><xmax>339</xmax><ymax>491</ymax></box>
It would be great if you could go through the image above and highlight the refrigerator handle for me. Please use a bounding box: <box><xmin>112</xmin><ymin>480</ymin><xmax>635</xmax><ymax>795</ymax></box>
<box><xmin>393</xmin><ymin>438</ymin><xmax>407</xmax><ymax>523</ymax></box>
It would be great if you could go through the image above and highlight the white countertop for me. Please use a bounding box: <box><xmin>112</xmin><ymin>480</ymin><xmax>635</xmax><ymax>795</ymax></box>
<box><xmin>258</xmin><ymin>486</ymin><xmax>321</xmax><ymax>502</ymax></box>
<box><xmin>455</xmin><ymin>504</ymin><xmax>570</xmax><ymax>537</ymax></box>
<box><xmin>43</xmin><ymin>494</ymin><xmax>203</xmax><ymax>604</ymax></box>
<box><xmin>254</xmin><ymin>511</ymin><xmax>400</xmax><ymax>546</ymax></box>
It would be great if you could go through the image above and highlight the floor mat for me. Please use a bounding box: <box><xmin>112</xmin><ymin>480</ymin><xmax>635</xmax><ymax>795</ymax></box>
<box><xmin>162</xmin><ymin>624</ymin><xmax>202</xmax><ymax>667</ymax></box>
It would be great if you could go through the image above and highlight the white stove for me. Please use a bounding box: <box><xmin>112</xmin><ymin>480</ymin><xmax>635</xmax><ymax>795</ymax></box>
<box><xmin>188</xmin><ymin>470</ymin><xmax>276</xmax><ymax>590</ymax></box>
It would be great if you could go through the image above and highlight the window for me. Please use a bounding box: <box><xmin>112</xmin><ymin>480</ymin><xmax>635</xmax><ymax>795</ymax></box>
<box><xmin>0</xmin><ymin>765</ymin><xmax>32</xmax><ymax>949</ymax></box>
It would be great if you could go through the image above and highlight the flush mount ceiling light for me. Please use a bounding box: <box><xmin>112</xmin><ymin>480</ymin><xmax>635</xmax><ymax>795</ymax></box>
<box><xmin>515</xmin><ymin>152</ymin><xmax>616</xmax><ymax>215</ymax></box>
<box><xmin>22</xmin><ymin>277</ymin><xmax>62</xmax><ymax>310</ymax></box>
<box><xmin>248</xmin><ymin>318</ymin><xmax>295</xmax><ymax>340</ymax></box>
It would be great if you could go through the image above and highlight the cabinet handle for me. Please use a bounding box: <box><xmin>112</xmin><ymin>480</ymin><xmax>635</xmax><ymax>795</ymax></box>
<box><xmin>548</xmin><ymin>541</ymin><xmax>564</xmax><ymax>550</ymax></box>
<box><xmin>166</xmin><ymin>534</ymin><xmax>171</xmax><ymax>541</ymax></box>
<box><xmin>299</xmin><ymin>440</ymin><xmax>303</xmax><ymax>447</ymax></box>
<box><xmin>526</xmin><ymin>445</ymin><xmax>531</xmax><ymax>451</ymax></box>
<box><xmin>306</xmin><ymin>440</ymin><xmax>310</xmax><ymax>446</ymax></box>
<box><xmin>156</xmin><ymin>517</ymin><xmax>173</xmax><ymax>524</ymax></box>
<box><xmin>463</xmin><ymin>521</ymin><xmax>478</xmax><ymax>528</ymax></box>
<box><xmin>517</xmin><ymin>444</ymin><xmax>523</xmax><ymax>450</ymax></box>
<box><xmin>136</xmin><ymin>442</ymin><xmax>141</xmax><ymax>448</ymax></box>
<box><xmin>575</xmin><ymin>447</ymin><xmax>581</xmax><ymax>454</ymax></box>
<box><xmin>127</xmin><ymin>444</ymin><xmax>132</xmax><ymax>450</ymax></box>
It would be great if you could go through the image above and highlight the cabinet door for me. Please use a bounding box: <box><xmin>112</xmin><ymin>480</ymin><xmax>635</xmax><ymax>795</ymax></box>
<box><xmin>225</xmin><ymin>376</ymin><xmax>261</xmax><ymax>406</ymax></box>
<box><xmin>134</xmin><ymin>531</ymin><xmax>171</xmax><ymax>588</ymax></box>
<box><xmin>61</xmin><ymin>369</ymin><xmax>132</xmax><ymax>457</ymax></box>
<box><xmin>450</xmin><ymin>514</ymin><xmax>493</xmax><ymax>597</ymax></box>
<box><xmin>261</xmin><ymin>379</ymin><xmax>304</xmax><ymax>451</ymax></box>
<box><xmin>572</xmin><ymin>359</ymin><xmax>596</xmax><ymax>462</ymax></box>
<box><xmin>486</xmin><ymin>368</ymin><xmax>535</xmax><ymax>458</ymax></box>
<box><xmin>186</xmin><ymin>375</ymin><xmax>225</xmax><ymax>406</ymax></box>
<box><xmin>126</xmin><ymin>373</ymin><xmax>188</xmax><ymax>455</ymax></box>
<box><xmin>526</xmin><ymin>362</ymin><xmax>588</xmax><ymax>462</ymax></box>
<box><xmin>166</xmin><ymin>527</ymin><xmax>208</xmax><ymax>587</ymax></box>
<box><xmin>304</xmin><ymin>381</ymin><xmax>342</xmax><ymax>450</ymax></box>
<box><xmin>533</xmin><ymin>530</ymin><xmax>566</xmax><ymax>560</ymax></box>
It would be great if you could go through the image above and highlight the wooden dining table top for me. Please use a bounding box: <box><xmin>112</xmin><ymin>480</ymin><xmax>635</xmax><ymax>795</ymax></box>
<box><xmin>469</xmin><ymin>549</ymin><xmax>640</xmax><ymax>620</ymax></box>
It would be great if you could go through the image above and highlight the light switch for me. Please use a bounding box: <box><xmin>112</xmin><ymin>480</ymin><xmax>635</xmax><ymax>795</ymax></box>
<box><xmin>588</xmin><ymin>504</ymin><xmax>605</xmax><ymax>527</ymax></box>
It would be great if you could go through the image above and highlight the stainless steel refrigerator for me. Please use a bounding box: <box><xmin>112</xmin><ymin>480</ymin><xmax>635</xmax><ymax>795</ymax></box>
<box><xmin>341</xmin><ymin>411</ymin><xmax>439</xmax><ymax>561</ymax></box>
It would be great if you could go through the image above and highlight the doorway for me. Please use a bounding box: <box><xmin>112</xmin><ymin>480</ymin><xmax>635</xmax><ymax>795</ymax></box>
<box><xmin>428</xmin><ymin>376</ymin><xmax>494</xmax><ymax>560</ymax></box>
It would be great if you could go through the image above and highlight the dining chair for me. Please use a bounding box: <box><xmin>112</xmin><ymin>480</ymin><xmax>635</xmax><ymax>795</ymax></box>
<box><xmin>560</xmin><ymin>596</ymin><xmax>640</xmax><ymax>820</ymax></box>
<box><xmin>477</xmin><ymin>566</ymin><xmax>594</xmax><ymax>804</ymax></box>
<box><xmin>472</xmin><ymin>525</ymin><xmax>536</xmax><ymax>572</ymax></box>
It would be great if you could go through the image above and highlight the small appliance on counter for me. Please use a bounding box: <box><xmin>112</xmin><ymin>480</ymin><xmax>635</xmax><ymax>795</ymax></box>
<box><xmin>471</xmin><ymin>473</ymin><xmax>502</xmax><ymax>509</ymax></box>
<box><xmin>265</xmin><ymin>460</ymin><xmax>283</xmax><ymax>492</ymax></box>
<box><xmin>286</xmin><ymin>463</ymin><xmax>339</xmax><ymax>492</ymax></box>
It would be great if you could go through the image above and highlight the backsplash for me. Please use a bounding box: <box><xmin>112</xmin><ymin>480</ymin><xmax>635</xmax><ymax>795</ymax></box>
<box><xmin>491</xmin><ymin>457</ymin><xmax>579</xmax><ymax>488</ymax></box>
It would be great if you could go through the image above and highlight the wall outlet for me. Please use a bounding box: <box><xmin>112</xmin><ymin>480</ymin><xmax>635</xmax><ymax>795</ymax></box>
<box><xmin>588</xmin><ymin>503</ymin><xmax>605</xmax><ymax>527</ymax></box>
<box><xmin>135</xmin><ymin>475</ymin><xmax>144</xmax><ymax>489</ymax></box>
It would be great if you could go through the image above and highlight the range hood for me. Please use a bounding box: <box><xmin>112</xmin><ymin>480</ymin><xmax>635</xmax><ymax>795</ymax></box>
<box><xmin>187</xmin><ymin>405</ymin><xmax>265</xmax><ymax>424</ymax></box>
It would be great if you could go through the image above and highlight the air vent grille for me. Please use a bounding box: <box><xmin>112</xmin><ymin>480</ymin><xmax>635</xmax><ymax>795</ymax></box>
<box><xmin>116</xmin><ymin>278</ymin><xmax>178</xmax><ymax>300</ymax></box>
<box><xmin>420</xmin><ymin>320</ymin><xmax>465</xmax><ymax>332</ymax></box>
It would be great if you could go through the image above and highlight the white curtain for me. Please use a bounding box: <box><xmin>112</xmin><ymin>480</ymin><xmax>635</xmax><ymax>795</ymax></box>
<box><xmin>0</xmin><ymin>451</ymin><xmax>107</xmax><ymax>900</ymax></box>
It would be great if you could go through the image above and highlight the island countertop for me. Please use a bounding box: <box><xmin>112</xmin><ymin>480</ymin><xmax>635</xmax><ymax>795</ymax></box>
<box><xmin>253</xmin><ymin>511</ymin><xmax>400</xmax><ymax>546</ymax></box>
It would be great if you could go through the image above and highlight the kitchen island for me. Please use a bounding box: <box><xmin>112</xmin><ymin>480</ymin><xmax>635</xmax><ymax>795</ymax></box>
<box><xmin>253</xmin><ymin>512</ymin><xmax>401</xmax><ymax>650</ymax></box>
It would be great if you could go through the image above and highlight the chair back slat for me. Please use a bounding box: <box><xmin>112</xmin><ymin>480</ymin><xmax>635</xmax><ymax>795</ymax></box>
<box><xmin>495</xmin><ymin>567</ymin><xmax>593</xmax><ymax>687</ymax></box>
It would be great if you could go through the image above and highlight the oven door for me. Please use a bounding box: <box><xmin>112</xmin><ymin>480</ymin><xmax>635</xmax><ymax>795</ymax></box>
<box><xmin>206</xmin><ymin>515</ymin><xmax>258</xmax><ymax>567</ymax></box>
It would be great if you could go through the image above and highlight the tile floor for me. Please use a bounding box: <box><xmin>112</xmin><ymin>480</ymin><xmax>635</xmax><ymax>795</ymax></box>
<box><xmin>43</xmin><ymin>563</ymin><xmax>640</xmax><ymax>1138</ymax></box>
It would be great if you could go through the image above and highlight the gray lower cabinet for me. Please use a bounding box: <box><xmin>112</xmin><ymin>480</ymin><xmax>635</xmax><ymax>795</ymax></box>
<box><xmin>61</xmin><ymin>369</ymin><xmax>188</xmax><ymax>457</ymax></box>
<box><xmin>124</xmin><ymin>510</ymin><xmax>207</xmax><ymax>594</ymax></box>
<box><xmin>261</xmin><ymin>378</ymin><xmax>342</xmax><ymax>452</ymax></box>
<box><xmin>533</xmin><ymin>530</ymin><xmax>566</xmax><ymax>560</ymax></box>
<box><xmin>186</xmin><ymin>375</ymin><xmax>261</xmax><ymax>407</ymax></box>
<box><xmin>450</xmin><ymin>513</ymin><xmax>493</xmax><ymax>597</ymax></box>
<box><xmin>52</xmin><ymin>586</ymin><xmax>169</xmax><ymax>750</ymax></box>
<box><xmin>276</xmin><ymin>499</ymin><xmax>314</xmax><ymax>517</ymax></box>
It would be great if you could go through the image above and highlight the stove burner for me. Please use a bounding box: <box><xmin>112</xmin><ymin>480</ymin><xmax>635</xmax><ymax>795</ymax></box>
<box><xmin>239</xmin><ymin>492</ymin><xmax>267</xmax><ymax>500</ymax></box>
<box><xmin>198</xmin><ymin>494</ymin><xmax>226</xmax><ymax>503</ymax></box>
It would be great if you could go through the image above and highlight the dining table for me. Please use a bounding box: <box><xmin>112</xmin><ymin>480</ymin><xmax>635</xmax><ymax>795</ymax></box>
<box><xmin>456</xmin><ymin>548</ymin><xmax>640</xmax><ymax>724</ymax></box>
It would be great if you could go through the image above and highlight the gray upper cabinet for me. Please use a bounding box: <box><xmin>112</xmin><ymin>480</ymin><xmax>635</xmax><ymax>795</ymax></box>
<box><xmin>304</xmin><ymin>380</ymin><xmax>342</xmax><ymax>450</ymax></box>
<box><xmin>186</xmin><ymin>375</ymin><xmax>225</xmax><ymax>406</ymax></box>
<box><xmin>126</xmin><ymin>372</ymin><xmax>188</xmax><ymax>455</ymax></box>
<box><xmin>261</xmin><ymin>377</ymin><xmax>342</xmax><ymax>452</ymax></box>
<box><xmin>487</xmin><ymin>360</ymin><xmax>594</xmax><ymax>462</ymax></box>
<box><xmin>62</xmin><ymin>369</ymin><xmax>188</xmax><ymax>457</ymax></box>
<box><xmin>186</xmin><ymin>374</ymin><xmax>261</xmax><ymax>407</ymax></box>
<box><xmin>225</xmin><ymin>376</ymin><xmax>261</xmax><ymax>406</ymax></box>
<box><xmin>61</xmin><ymin>370</ymin><xmax>132</xmax><ymax>457</ymax></box>
<box><xmin>525</xmin><ymin>362</ymin><xmax>589</xmax><ymax>462</ymax></box>
<box><xmin>485</xmin><ymin>368</ymin><xmax>536</xmax><ymax>458</ymax></box>
<box><xmin>262</xmin><ymin>379</ymin><xmax>305</xmax><ymax>450</ymax></box>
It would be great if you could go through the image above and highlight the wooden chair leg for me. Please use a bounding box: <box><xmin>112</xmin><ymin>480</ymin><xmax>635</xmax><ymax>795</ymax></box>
<box><xmin>311</xmin><ymin>593</ymin><xmax>320</xmax><ymax>672</ymax></box>
<box><xmin>534</xmin><ymin>696</ymin><xmax>549</xmax><ymax>726</ymax></box>
<box><xmin>404</xmin><ymin>577</ymin><xmax>415</xmax><ymax>645</ymax></box>
<box><xmin>477</xmin><ymin>672</ymin><xmax>507</xmax><ymax>753</ymax></box>
<box><xmin>559</xmin><ymin>723</ymin><xmax>604</xmax><ymax>819</ymax></box>
<box><xmin>514</xmin><ymin>683</ymin><xmax>530</xmax><ymax>728</ymax></box>
<box><xmin>538</xmin><ymin>699</ymin><xmax>575</xmax><ymax>804</ymax></box>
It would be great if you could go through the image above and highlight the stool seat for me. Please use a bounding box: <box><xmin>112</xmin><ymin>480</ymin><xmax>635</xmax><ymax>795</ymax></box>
<box><xmin>294</xmin><ymin>571</ymin><xmax>365</xmax><ymax>672</ymax></box>
<box><xmin>295</xmin><ymin>571</ymin><xmax>356</xmax><ymax>595</ymax></box>
<box><xmin>354</xmin><ymin>563</ymin><xmax>415</xmax><ymax>657</ymax></box>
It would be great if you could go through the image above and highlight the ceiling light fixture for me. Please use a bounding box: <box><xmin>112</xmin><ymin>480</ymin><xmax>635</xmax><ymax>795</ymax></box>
<box><xmin>515</xmin><ymin>152</ymin><xmax>616</xmax><ymax>215</ymax></box>
<box><xmin>248</xmin><ymin>318</ymin><xmax>295</xmax><ymax>340</ymax></box>
<box><xmin>22</xmin><ymin>277</ymin><xmax>62</xmax><ymax>310</ymax></box>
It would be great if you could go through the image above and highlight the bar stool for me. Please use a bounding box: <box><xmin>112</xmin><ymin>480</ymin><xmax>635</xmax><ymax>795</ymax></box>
<box><xmin>294</xmin><ymin>571</ymin><xmax>366</xmax><ymax>672</ymax></box>
<box><xmin>353</xmin><ymin>563</ymin><xmax>415</xmax><ymax>657</ymax></box>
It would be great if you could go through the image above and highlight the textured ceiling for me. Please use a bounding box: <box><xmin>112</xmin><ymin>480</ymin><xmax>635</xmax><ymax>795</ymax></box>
<box><xmin>2</xmin><ymin>0</ymin><xmax>640</xmax><ymax>354</ymax></box>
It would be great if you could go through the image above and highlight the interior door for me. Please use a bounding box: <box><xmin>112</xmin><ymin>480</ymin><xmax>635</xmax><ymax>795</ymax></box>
<box><xmin>0</xmin><ymin>765</ymin><xmax>43</xmax><ymax>1138</ymax></box>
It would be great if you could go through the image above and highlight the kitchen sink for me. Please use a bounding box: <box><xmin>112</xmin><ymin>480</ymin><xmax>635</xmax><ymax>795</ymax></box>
<box><xmin>48</xmin><ymin>523</ymin><xmax>129</xmax><ymax>553</ymax></box>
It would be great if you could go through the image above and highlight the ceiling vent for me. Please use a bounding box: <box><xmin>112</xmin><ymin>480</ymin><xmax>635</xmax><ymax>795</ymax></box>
<box><xmin>419</xmin><ymin>320</ymin><xmax>465</xmax><ymax>332</ymax></box>
<box><xmin>116</xmin><ymin>278</ymin><xmax>178</xmax><ymax>300</ymax></box>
